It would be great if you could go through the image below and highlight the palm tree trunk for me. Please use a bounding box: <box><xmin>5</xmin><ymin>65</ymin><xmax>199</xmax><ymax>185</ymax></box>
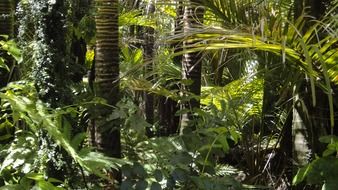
<box><xmin>93</xmin><ymin>0</ymin><xmax>121</xmax><ymax>186</ymax></box>
<box><xmin>182</xmin><ymin>0</ymin><xmax>204</xmax><ymax>109</ymax></box>
<box><xmin>94</xmin><ymin>0</ymin><xmax>120</xmax><ymax>156</ymax></box>
<box><xmin>292</xmin><ymin>2</ymin><xmax>331</xmax><ymax>189</ymax></box>
<box><xmin>291</xmin><ymin>0</ymin><xmax>329</xmax><ymax>165</ymax></box>
<box><xmin>180</xmin><ymin>0</ymin><xmax>204</xmax><ymax>132</ymax></box>
<box><xmin>158</xmin><ymin>1</ymin><xmax>183</xmax><ymax>136</ymax></box>
<box><xmin>143</xmin><ymin>1</ymin><xmax>155</xmax><ymax>136</ymax></box>
<box><xmin>292</xmin><ymin>84</ymin><xmax>312</xmax><ymax>166</ymax></box>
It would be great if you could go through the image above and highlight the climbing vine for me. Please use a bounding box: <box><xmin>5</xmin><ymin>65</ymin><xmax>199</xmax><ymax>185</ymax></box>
<box><xmin>14</xmin><ymin>0</ymin><xmax>91</xmax><ymax>184</ymax></box>
<box><xmin>16</xmin><ymin>0</ymin><xmax>87</xmax><ymax>107</ymax></box>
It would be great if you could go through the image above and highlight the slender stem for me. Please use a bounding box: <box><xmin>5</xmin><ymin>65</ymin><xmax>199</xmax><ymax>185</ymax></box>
<box><xmin>201</xmin><ymin>134</ymin><xmax>220</xmax><ymax>174</ymax></box>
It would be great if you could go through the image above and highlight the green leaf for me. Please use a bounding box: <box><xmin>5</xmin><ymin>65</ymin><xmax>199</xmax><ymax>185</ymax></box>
<box><xmin>0</xmin><ymin>35</ymin><xmax>9</xmax><ymax>39</ymax></box>
<box><xmin>0</xmin><ymin>89</ymin><xmax>129</xmax><ymax>179</ymax></box>
<box><xmin>217</xmin><ymin>136</ymin><xmax>230</xmax><ymax>153</ymax></box>
<box><xmin>292</xmin><ymin>165</ymin><xmax>312</xmax><ymax>185</ymax></box>
<box><xmin>0</xmin><ymin>119</ymin><xmax>14</xmax><ymax>130</ymax></box>
<box><xmin>229</xmin><ymin>127</ymin><xmax>241</xmax><ymax>144</ymax></box>
<box><xmin>121</xmin><ymin>180</ymin><xmax>133</xmax><ymax>190</ymax></box>
<box><xmin>323</xmin><ymin>148</ymin><xmax>336</xmax><ymax>157</ymax></box>
<box><xmin>0</xmin><ymin>185</ymin><xmax>21</xmax><ymax>190</ymax></box>
<box><xmin>91</xmin><ymin>97</ymin><xmax>107</xmax><ymax>105</ymax></box>
<box><xmin>61</xmin><ymin>117</ymin><xmax>72</xmax><ymax>141</ymax></box>
<box><xmin>119</xmin><ymin>10</ymin><xmax>156</xmax><ymax>29</ymax></box>
<box><xmin>128</xmin><ymin>114</ymin><xmax>149</xmax><ymax>135</ymax></box>
<box><xmin>180</xmin><ymin>79</ymin><xmax>194</xmax><ymax>86</ymax></box>
<box><xmin>190</xmin><ymin>176</ymin><xmax>242</xmax><ymax>190</ymax></box>
<box><xmin>122</xmin><ymin>164</ymin><xmax>133</xmax><ymax>178</ymax></box>
<box><xmin>0</xmin><ymin>134</ymin><xmax>13</xmax><ymax>141</ymax></box>
<box><xmin>0</xmin><ymin>57</ymin><xmax>10</xmax><ymax>71</ymax></box>
<box><xmin>37</xmin><ymin>181</ymin><xmax>64</xmax><ymax>190</ymax></box>
<box><xmin>133</xmin><ymin>49</ymin><xmax>143</xmax><ymax>64</ymax></box>
<box><xmin>70</xmin><ymin>132</ymin><xmax>86</xmax><ymax>150</ymax></box>
<box><xmin>150</xmin><ymin>182</ymin><xmax>162</xmax><ymax>190</ymax></box>
<box><xmin>132</xmin><ymin>162</ymin><xmax>147</xmax><ymax>179</ymax></box>
<box><xmin>319</xmin><ymin>135</ymin><xmax>338</xmax><ymax>144</ymax></box>
<box><xmin>241</xmin><ymin>184</ymin><xmax>270</xmax><ymax>189</ymax></box>
<box><xmin>154</xmin><ymin>169</ymin><xmax>163</xmax><ymax>182</ymax></box>
<box><xmin>322</xmin><ymin>181</ymin><xmax>338</xmax><ymax>190</ymax></box>
<box><xmin>1</xmin><ymin>40</ymin><xmax>22</xmax><ymax>62</ymax></box>
<box><xmin>171</xmin><ymin>168</ymin><xmax>187</xmax><ymax>182</ymax></box>
<box><xmin>170</xmin><ymin>152</ymin><xmax>192</xmax><ymax>167</ymax></box>
<box><xmin>26</xmin><ymin>173</ymin><xmax>45</xmax><ymax>181</ymax></box>
<box><xmin>135</xmin><ymin>180</ymin><xmax>148</xmax><ymax>190</ymax></box>
<box><xmin>292</xmin><ymin>157</ymin><xmax>338</xmax><ymax>187</ymax></box>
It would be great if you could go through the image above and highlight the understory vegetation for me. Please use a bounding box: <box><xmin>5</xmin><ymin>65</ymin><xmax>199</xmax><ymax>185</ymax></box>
<box><xmin>0</xmin><ymin>0</ymin><xmax>338</xmax><ymax>189</ymax></box>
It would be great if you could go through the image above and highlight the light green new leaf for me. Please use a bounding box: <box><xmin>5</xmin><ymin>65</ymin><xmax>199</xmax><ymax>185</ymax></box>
<box><xmin>0</xmin><ymin>57</ymin><xmax>10</xmax><ymax>71</ymax></box>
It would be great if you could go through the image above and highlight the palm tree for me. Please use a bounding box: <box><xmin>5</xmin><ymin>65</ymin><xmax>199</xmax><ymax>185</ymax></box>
<box><xmin>158</xmin><ymin>0</ymin><xmax>183</xmax><ymax>136</ymax></box>
<box><xmin>92</xmin><ymin>0</ymin><xmax>121</xmax><ymax>186</ymax></box>
<box><xmin>143</xmin><ymin>1</ymin><xmax>155</xmax><ymax>136</ymax></box>
<box><xmin>291</xmin><ymin>2</ymin><xmax>334</xmax><ymax>189</ymax></box>
<box><xmin>170</xmin><ymin>0</ymin><xmax>337</xmax><ymax>188</ymax></box>
<box><xmin>180</xmin><ymin>0</ymin><xmax>205</xmax><ymax>131</ymax></box>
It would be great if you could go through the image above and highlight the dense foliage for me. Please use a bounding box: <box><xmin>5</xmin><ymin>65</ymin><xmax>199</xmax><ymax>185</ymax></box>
<box><xmin>0</xmin><ymin>0</ymin><xmax>338</xmax><ymax>189</ymax></box>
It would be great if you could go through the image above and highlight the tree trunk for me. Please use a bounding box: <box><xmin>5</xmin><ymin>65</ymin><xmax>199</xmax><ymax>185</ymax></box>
<box><xmin>29</xmin><ymin>0</ymin><xmax>72</xmax><ymax>107</ymax></box>
<box><xmin>180</xmin><ymin>0</ymin><xmax>204</xmax><ymax>132</ymax></box>
<box><xmin>292</xmin><ymin>1</ymin><xmax>332</xmax><ymax>189</ymax></box>
<box><xmin>292</xmin><ymin>83</ymin><xmax>312</xmax><ymax>166</ymax></box>
<box><xmin>143</xmin><ymin>1</ymin><xmax>155</xmax><ymax>136</ymax></box>
<box><xmin>0</xmin><ymin>0</ymin><xmax>14</xmax><ymax>88</ymax></box>
<box><xmin>157</xmin><ymin>1</ymin><xmax>183</xmax><ymax>136</ymax></box>
<box><xmin>16</xmin><ymin>0</ymin><xmax>72</xmax><ymax>182</ymax></box>
<box><xmin>0</xmin><ymin>0</ymin><xmax>13</xmax><ymax>36</ymax></box>
<box><xmin>93</xmin><ymin>0</ymin><xmax>121</xmax><ymax>187</ymax></box>
<box><xmin>291</xmin><ymin>0</ymin><xmax>330</xmax><ymax>164</ymax></box>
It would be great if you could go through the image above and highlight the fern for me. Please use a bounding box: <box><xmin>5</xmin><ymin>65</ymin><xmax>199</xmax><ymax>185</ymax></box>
<box><xmin>0</xmin><ymin>82</ymin><xmax>129</xmax><ymax>180</ymax></box>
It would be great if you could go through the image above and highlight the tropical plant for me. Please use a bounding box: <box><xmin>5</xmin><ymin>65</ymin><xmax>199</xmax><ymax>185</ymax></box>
<box><xmin>166</xmin><ymin>0</ymin><xmax>338</xmax><ymax>188</ymax></box>
<box><xmin>0</xmin><ymin>82</ymin><xmax>128</xmax><ymax>189</ymax></box>
<box><xmin>0</xmin><ymin>0</ymin><xmax>16</xmax><ymax>88</ymax></box>
<box><xmin>0</xmin><ymin>1</ymin><xmax>337</xmax><ymax>190</ymax></box>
